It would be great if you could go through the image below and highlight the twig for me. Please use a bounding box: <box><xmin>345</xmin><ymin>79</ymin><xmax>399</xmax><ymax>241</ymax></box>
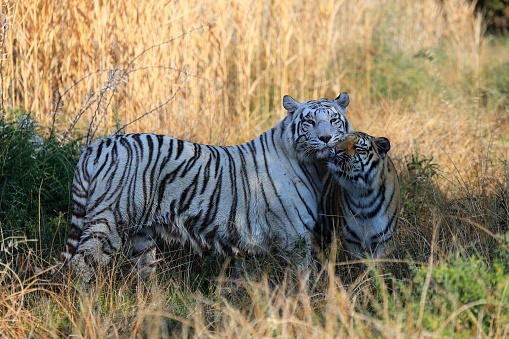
<box><xmin>56</xmin><ymin>24</ymin><xmax>211</xmax><ymax>143</ymax></box>
<box><xmin>115</xmin><ymin>71</ymin><xmax>189</xmax><ymax>134</ymax></box>
<box><xmin>126</xmin><ymin>24</ymin><xmax>210</xmax><ymax>70</ymax></box>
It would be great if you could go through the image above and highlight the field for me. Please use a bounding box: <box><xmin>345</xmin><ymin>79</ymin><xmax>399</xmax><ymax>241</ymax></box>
<box><xmin>1</xmin><ymin>0</ymin><xmax>509</xmax><ymax>337</ymax></box>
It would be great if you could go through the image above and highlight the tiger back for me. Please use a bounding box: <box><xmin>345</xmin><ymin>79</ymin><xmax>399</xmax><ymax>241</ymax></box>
<box><xmin>322</xmin><ymin>131</ymin><xmax>402</xmax><ymax>260</ymax></box>
<box><xmin>60</xmin><ymin>93</ymin><xmax>352</xmax><ymax>282</ymax></box>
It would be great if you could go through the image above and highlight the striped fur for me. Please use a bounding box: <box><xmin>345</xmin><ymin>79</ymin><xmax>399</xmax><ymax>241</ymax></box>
<box><xmin>61</xmin><ymin>93</ymin><xmax>352</xmax><ymax>281</ymax></box>
<box><xmin>318</xmin><ymin>131</ymin><xmax>402</xmax><ymax>260</ymax></box>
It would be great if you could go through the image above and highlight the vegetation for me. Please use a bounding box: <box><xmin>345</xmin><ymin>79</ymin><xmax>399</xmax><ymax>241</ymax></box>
<box><xmin>1</xmin><ymin>0</ymin><xmax>508</xmax><ymax>337</ymax></box>
<box><xmin>475</xmin><ymin>0</ymin><xmax>509</xmax><ymax>32</ymax></box>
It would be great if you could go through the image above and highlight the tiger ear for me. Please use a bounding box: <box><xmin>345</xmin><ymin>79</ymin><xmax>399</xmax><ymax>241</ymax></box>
<box><xmin>334</xmin><ymin>92</ymin><xmax>349</xmax><ymax>110</ymax></box>
<box><xmin>283</xmin><ymin>95</ymin><xmax>300</xmax><ymax>116</ymax></box>
<box><xmin>374</xmin><ymin>137</ymin><xmax>391</xmax><ymax>158</ymax></box>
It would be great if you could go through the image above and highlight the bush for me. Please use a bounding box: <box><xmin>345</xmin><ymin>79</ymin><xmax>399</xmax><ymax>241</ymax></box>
<box><xmin>475</xmin><ymin>0</ymin><xmax>509</xmax><ymax>32</ymax></box>
<box><xmin>0</xmin><ymin>112</ymin><xmax>80</xmax><ymax>259</ymax></box>
<box><xmin>412</xmin><ymin>244</ymin><xmax>509</xmax><ymax>336</ymax></box>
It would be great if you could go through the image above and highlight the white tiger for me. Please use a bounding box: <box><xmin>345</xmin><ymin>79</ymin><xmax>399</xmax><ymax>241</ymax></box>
<box><xmin>60</xmin><ymin>93</ymin><xmax>352</xmax><ymax>281</ymax></box>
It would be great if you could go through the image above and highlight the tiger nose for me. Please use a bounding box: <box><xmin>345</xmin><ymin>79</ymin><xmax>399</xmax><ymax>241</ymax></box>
<box><xmin>319</xmin><ymin>135</ymin><xmax>332</xmax><ymax>143</ymax></box>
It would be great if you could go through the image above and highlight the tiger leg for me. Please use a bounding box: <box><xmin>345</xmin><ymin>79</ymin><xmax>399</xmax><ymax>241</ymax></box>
<box><xmin>125</xmin><ymin>226</ymin><xmax>157</xmax><ymax>281</ymax></box>
<box><xmin>70</xmin><ymin>221</ymin><xmax>122</xmax><ymax>283</ymax></box>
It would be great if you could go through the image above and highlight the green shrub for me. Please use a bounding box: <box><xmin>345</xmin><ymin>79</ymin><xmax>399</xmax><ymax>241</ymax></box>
<box><xmin>0</xmin><ymin>112</ymin><xmax>80</xmax><ymax>259</ymax></box>
<box><xmin>412</xmin><ymin>245</ymin><xmax>509</xmax><ymax>336</ymax></box>
<box><xmin>474</xmin><ymin>0</ymin><xmax>509</xmax><ymax>32</ymax></box>
<box><xmin>399</xmin><ymin>154</ymin><xmax>440</xmax><ymax>220</ymax></box>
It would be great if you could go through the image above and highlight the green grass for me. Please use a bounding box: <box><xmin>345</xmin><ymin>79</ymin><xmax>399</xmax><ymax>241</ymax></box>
<box><xmin>370</xmin><ymin>49</ymin><xmax>442</xmax><ymax>105</ymax></box>
<box><xmin>413</xmin><ymin>249</ymin><xmax>509</xmax><ymax>336</ymax></box>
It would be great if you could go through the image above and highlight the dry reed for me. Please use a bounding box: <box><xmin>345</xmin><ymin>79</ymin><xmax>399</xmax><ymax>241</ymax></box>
<box><xmin>1</xmin><ymin>2</ymin><xmax>490</xmax><ymax>132</ymax></box>
<box><xmin>2</xmin><ymin>0</ymin><xmax>502</xmax><ymax>184</ymax></box>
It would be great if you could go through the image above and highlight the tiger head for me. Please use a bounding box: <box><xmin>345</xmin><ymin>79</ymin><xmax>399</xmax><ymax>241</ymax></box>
<box><xmin>282</xmin><ymin>92</ymin><xmax>352</xmax><ymax>162</ymax></box>
<box><xmin>328</xmin><ymin>131</ymin><xmax>391</xmax><ymax>188</ymax></box>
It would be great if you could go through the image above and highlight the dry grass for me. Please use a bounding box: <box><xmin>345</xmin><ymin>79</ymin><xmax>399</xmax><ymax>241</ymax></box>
<box><xmin>4</xmin><ymin>244</ymin><xmax>508</xmax><ymax>338</ymax></box>
<box><xmin>2</xmin><ymin>0</ymin><xmax>503</xmax><ymax>184</ymax></box>
<box><xmin>2</xmin><ymin>1</ymin><xmax>496</xmax><ymax>140</ymax></box>
<box><xmin>1</xmin><ymin>0</ymin><xmax>509</xmax><ymax>337</ymax></box>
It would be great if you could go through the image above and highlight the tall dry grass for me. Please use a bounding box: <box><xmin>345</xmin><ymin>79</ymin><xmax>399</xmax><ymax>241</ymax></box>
<box><xmin>2</xmin><ymin>1</ymin><xmax>490</xmax><ymax>144</ymax></box>
<box><xmin>3</xmin><ymin>0</ymin><xmax>501</xmax><ymax>184</ymax></box>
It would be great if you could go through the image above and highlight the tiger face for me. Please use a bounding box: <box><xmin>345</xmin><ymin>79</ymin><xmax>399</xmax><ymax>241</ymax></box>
<box><xmin>328</xmin><ymin>132</ymin><xmax>391</xmax><ymax>189</ymax></box>
<box><xmin>283</xmin><ymin>92</ymin><xmax>352</xmax><ymax>161</ymax></box>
